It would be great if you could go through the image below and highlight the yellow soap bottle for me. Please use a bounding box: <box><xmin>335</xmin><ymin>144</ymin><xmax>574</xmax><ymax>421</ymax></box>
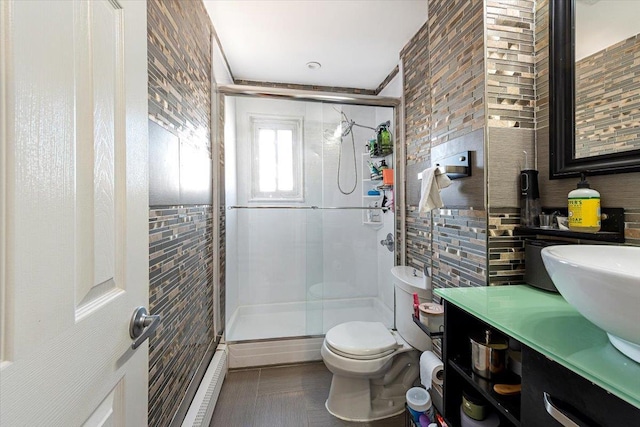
<box><xmin>568</xmin><ymin>173</ymin><xmax>601</xmax><ymax>232</ymax></box>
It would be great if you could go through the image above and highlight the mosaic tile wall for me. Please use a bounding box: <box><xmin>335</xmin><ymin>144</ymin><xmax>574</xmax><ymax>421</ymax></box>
<box><xmin>148</xmin><ymin>0</ymin><xmax>212</xmax><ymax>155</ymax></box>
<box><xmin>148</xmin><ymin>207</ymin><xmax>214</xmax><ymax>427</ymax></box>
<box><xmin>400</xmin><ymin>0</ymin><xmax>487</xmax><ymax>289</ymax></box>
<box><xmin>535</xmin><ymin>0</ymin><xmax>550</xmax><ymax>129</ymax></box>
<box><xmin>485</xmin><ymin>1</ymin><xmax>537</xmax><ymax>284</ymax></box>
<box><xmin>534</xmin><ymin>0</ymin><xmax>640</xmax><ymax>248</ymax></box>
<box><xmin>575</xmin><ymin>34</ymin><xmax>640</xmax><ymax>158</ymax></box>
<box><xmin>400</xmin><ymin>20</ymin><xmax>430</xmax><ymax>271</ymax></box>
<box><xmin>402</xmin><ymin>21</ymin><xmax>430</xmax><ymax>167</ymax></box>
<box><xmin>488</xmin><ymin>207</ymin><xmax>529</xmax><ymax>285</ymax></box>
<box><xmin>147</xmin><ymin>1</ymin><xmax>217</xmax><ymax>426</ymax></box>
<box><xmin>216</xmin><ymin>92</ymin><xmax>226</xmax><ymax>335</ymax></box>
<box><xmin>431</xmin><ymin>209</ymin><xmax>487</xmax><ymax>290</ymax></box>
<box><xmin>428</xmin><ymin>0</ymin><xmax>485</xmax><ymax>148</ymax></box>
<box><xmin>486</xmin><ymin>0</ymin><xmax>536</xmax><ymax>129</ymax></box>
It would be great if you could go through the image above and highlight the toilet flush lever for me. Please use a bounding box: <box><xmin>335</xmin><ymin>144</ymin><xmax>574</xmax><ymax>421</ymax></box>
<box><xmin>130</xmin><ymin>306</ymin><xmax>161</xmax><ymax>350</ymax></box>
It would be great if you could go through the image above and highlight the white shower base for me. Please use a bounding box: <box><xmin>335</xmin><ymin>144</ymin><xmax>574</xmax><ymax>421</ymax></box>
<box><xmin>225</xmin><ymin>297</ymin><xmax>393</xmax><ymax>368</ymax></box>
<box><xmin>226</xmin><ymin>297</ymin><xmax>393</xmax><ymax>342</ymax></box>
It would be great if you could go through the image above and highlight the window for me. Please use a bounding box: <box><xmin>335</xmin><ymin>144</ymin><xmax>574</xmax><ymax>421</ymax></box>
<box><xmin>250</xmin><ymin>116</ymin><xmax>303</xmax><ymax>201</ymax></box>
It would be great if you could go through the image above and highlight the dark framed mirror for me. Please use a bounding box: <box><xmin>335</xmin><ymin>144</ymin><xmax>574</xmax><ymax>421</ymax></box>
<box><xmin>549</xmin><ymin>0</ymin><xmax>640</xmax><ymax>179</ymax></box>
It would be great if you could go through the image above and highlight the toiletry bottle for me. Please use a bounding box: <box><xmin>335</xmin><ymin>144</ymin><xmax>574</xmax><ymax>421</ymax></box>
<box><xmin>568</xmin><ymin>172</ymin><xmax>601</xmax><ymax>232</ymax></box>
<box><xmin>368</xmin><ymin>138</ymin><xmax>379</xmax><ymax>157</ymax></box>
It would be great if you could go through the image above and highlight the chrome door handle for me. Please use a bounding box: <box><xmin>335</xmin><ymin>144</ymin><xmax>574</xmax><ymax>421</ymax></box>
<box><xmin>129</xmin><ymin>306</ymin><xmax>161</xmax><ymax>350</ymax></box>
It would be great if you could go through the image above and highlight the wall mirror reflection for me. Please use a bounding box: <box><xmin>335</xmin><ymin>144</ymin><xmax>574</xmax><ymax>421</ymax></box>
<box><xmin>549</xmin><ymin>0</ymin><xmax>640</xmax><ymax>178</ymax></box>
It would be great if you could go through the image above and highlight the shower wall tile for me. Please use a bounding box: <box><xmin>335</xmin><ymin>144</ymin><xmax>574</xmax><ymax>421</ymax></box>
<box><xmin>148</xmin><ymin>206</ymin><xmax>214</xmax><ymax>427</ymax></box>
<box><xmin>233</xmin><ymin>79</ymin><xmax>376</xmax><ymax>95</ymax></box>
<box><xmin>148</xmin><ymin>1</ymin><xmax>218</xmax><ymax>426</ymax></box>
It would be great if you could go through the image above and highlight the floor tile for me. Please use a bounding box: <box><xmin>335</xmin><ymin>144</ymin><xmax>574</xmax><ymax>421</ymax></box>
<box><xmin>252</xmin><ymin>391</ymin><xmax>308</xmax><ymax>427</ymax></box>
<box><xmin>212</xmin><ymin>363</ymin><xmax>406</xmax><ymax>427</ymax></box>
<box><xmin>210</xmin><ymin>369</ymin><xmax>260</xmax><ymax>427</ymax></box>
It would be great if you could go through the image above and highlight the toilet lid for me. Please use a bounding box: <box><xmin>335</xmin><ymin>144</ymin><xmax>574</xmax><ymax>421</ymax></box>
<box><xmin>325</xmin><ymin>321</ymin><xmax>400</xmax><ymax>358</ymax></box>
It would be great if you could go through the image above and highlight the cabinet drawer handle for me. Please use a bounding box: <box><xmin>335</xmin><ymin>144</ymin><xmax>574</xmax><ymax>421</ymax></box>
<box><xmin>544</xmin><ymin>392</ymin><xmax>594</xmax><ymax>427</ymax></box>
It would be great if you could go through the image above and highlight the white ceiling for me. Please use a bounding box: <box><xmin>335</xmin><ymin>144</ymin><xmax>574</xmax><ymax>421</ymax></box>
<box><xmin>204</xmin><ymin>1</ymin><xmax>428</xmax><ymax>90</ymax></box>
<box><xmin>575</xmin><ymin>0</ymin><xmax>640</xmax><ymax>61</ymax></box>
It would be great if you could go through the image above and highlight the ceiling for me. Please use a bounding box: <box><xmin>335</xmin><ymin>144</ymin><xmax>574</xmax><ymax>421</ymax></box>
<box><xmin>204</xmin><ymin>1</ymin><xmax>428</xmax><ymax>90</ymax></box>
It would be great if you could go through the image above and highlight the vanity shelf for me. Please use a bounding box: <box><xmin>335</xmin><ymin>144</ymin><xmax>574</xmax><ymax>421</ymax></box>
<box><xmin>514</xmin><ymin>227</ymin><xmax>624</xmax><ymax>243</ymax></box>
<box><xmin>514</xmin><ymin>206</ymin><xmax>625</xmax><ymax>243</ymax></box>
<box><xmin>448</xmin><ymin>358</ymin><xmax>521</xmax><ymax>426</ymax></box>
<box><xmin>412</xmin><ymin>314</ymin><xmax>443</xmax><ymax>338</ymax></box>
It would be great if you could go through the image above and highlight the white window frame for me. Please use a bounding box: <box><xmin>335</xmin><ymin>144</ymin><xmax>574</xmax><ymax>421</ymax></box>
<box><xmin>249</xmin><ymin>115</ymin><xmax>304</xmax><ymax>202</ymax></box>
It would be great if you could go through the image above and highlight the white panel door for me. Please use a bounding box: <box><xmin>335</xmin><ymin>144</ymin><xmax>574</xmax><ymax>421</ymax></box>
<box><xmin>0</xmin><ymin>0</ymin><xmax>149</xmax><ymax>425</ymax></box>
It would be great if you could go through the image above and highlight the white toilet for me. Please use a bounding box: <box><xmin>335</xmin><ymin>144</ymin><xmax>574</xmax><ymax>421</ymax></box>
<box><xmin>321</xmin><ymin>266</ymin><xmax>432</xmax><ymax>422</ymax></box>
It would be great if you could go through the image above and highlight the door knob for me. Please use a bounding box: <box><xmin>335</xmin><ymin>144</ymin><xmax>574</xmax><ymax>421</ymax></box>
<box><xmin>129</xmin><ymin>306</ymin><xmax>161</xmax><ymax>350</ymax></box>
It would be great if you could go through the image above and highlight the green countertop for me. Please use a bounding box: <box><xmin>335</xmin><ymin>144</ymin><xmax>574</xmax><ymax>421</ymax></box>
<box><xmin>435</xmin><ymin>285</ymin><xmax>640</xmax><ymax>409</ymax></box>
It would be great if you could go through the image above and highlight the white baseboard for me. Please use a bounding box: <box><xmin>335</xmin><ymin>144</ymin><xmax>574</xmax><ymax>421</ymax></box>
<box><xmin>228</xmin><ymin>337</ymin><xmax>324</xmax><ymax>369</ymax></box>
<box><xmin>181</xmin><ymin>344</ymin><xmax>228</xmax><ymax>427</ymax></box>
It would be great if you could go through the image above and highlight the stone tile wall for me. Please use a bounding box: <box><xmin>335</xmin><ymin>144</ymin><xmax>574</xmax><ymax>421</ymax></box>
<box><xmin>147</xmin><ymin>1</ymin><xmax>218</xmax><ymax>426</ymax></box>
<box><xmin>400</xmin><ymin>0</ymin><xmax>487</xmax><ymax>289</ymax></box>
<box><xmin>486</xmin><ymin>1</ymin><xmax>537</xmax><ymax>284</ymax></box>
<box><xmin>148</xmin><ymin>207</ymin><xmax>214</xmax><ymax>426</ymax></box>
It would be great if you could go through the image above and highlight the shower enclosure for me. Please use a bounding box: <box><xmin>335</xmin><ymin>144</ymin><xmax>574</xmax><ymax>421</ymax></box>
<box><xmin>224</xmin><ymin>92</ymin><xmax>397</xmax><ymax>349</ymax></box>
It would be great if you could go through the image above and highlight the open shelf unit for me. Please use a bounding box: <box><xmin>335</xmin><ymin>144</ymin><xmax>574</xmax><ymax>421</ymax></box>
<box><xmin>443</xmin><ymin>303</ymin><xmax>522</xmax><ymax>427</ymax></box>
<box><xmin>361</xmin><ymin>153</ymin><xmax>392</xmax><ymax>226</ymax></box>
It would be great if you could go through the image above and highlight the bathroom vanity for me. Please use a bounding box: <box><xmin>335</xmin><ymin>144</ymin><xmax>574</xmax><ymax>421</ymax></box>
<box><xmin>435</xmin><ymin>285</ymin><xmax>640</xmax><ymax>427</ymax></box>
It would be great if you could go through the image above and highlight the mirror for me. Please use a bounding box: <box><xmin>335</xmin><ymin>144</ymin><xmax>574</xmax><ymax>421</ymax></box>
<box><xmin>549</xmin><ymin>0</ymin><xmax>640</xmax><ymax>178</ymax></box>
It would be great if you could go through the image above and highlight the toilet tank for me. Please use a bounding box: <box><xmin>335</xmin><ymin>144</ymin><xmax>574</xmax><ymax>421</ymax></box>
<box><xmin>391</xmin><ymin>266</ymin><xmax>432</xmax><ymax>352</ymax></box>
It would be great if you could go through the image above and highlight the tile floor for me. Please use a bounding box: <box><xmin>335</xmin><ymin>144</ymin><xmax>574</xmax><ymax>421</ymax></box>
<box><xmin>210</xmin><ymin>362</ymin><xmax>406</xmax><ymax>427</ymax></box>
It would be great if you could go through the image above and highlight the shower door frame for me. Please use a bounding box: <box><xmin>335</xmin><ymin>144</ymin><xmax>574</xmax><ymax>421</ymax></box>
<box><xmin>219</xmin><ymin>84</ymin><xmax>405</xmax><ymax>345</ymax></box>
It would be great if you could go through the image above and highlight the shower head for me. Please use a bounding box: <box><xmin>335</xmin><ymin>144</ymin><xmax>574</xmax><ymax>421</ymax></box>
<box><xmin>341</xmin><ymin>120</ymin><xmax>355</xmax><ymax>137</ymax></box>
<box><xmin>333</xmin><ymin>119</ymin><xmax>355</xmax><ymax>139</ymax></box>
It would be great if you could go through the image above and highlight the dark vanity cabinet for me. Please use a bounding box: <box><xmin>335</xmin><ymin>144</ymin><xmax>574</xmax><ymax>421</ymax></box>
<box><xmin>440</xmin><ymin>296</ymin><xmax>640</xmax><ymax>427</ymax></box>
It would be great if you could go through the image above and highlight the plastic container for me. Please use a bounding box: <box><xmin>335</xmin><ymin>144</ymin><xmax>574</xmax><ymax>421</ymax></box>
<box><xmin>382</xmin><ymin>168</ymin><xmax>394</xmax><ymax>185</ymax></box>
<box><xmin>418</xmin><ymin>303</ymin><xmax>444</xmax><ymax>333</ymax></box>
<box><xmin>568</xmin><ymin>172</ymin><xmax>600</xmax><ymax>232</ymax></box>
<box><xmin>406</xmin><ymin>387</ymin><xmax>434</xmax><ymax>424</ymax></box>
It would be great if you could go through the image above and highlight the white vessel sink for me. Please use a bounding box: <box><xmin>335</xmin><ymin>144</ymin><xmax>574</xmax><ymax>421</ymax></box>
<box><xmin>541</xmin><ymin>245</ymin><xmax>640</xmax><ymax>363</ymax></box>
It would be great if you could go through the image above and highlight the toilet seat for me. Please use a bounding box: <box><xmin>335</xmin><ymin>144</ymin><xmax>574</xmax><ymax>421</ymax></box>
<box><xmin>325</xmin><ymin>321</ymin><xmax>401</xmax><ymax>360</ymax></box>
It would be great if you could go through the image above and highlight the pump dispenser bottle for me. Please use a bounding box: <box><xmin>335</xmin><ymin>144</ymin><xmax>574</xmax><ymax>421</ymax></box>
<box><xmin>568</xmin><ymin>172</ymin><xmax>601</xmax><ymax>232</ymax></box>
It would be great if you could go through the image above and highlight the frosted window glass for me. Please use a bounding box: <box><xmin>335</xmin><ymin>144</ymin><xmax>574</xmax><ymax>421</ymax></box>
<box><xmin>258</xmin><ymin>129</ymin><xmax>276</xmax><ymax>192</ymax></box>
<box><xmin>277</xmin><ymin>130</ymin><xmax>293</xmax><ymax>191</ymax></box>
